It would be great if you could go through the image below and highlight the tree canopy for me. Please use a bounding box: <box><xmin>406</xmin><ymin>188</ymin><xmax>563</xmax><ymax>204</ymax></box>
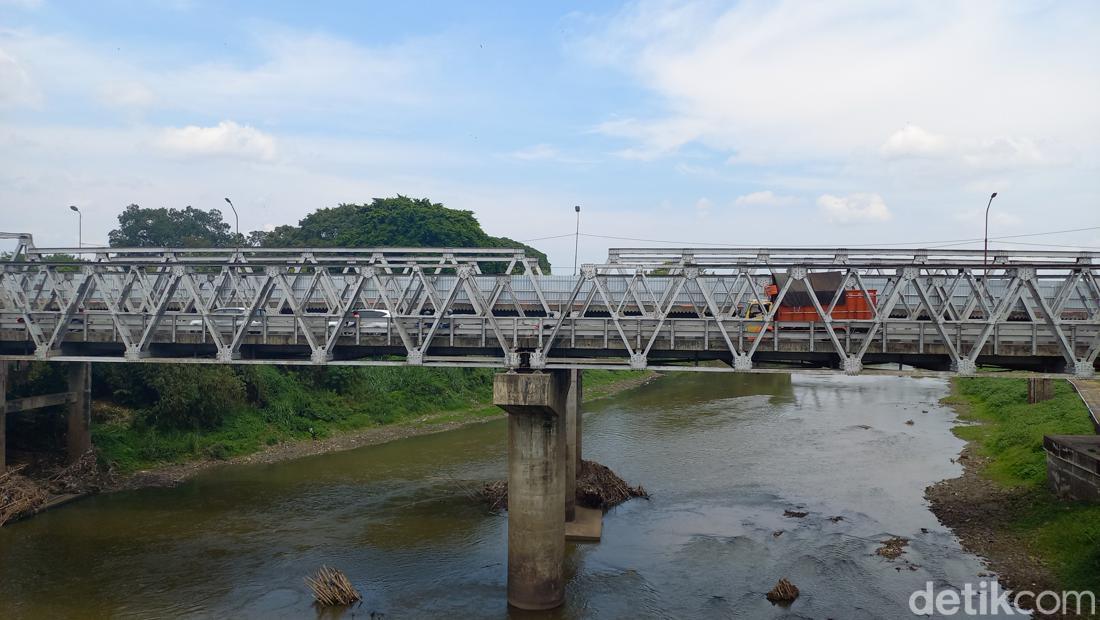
<box><xmin>109</xmin><ymin>204</ymin><xmax>236</xmax><ymax>248</ymax></box>
<box><xmin>105</xmin><ymin>196</ymin><xmax>549</xmax><ymax>271</ymax></box>
<box><xmin>256</xmin><ymin>196</ymin><xmax>549</xmax><ymax>270</ymax></box>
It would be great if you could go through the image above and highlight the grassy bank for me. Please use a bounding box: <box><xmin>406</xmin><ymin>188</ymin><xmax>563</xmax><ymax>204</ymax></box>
<box><xmin>942</xmin><ymin>378</ymin><xmax>1100</xmax><ymax>590</ymax></box>
<box><xmin>92</xmin><ymin>367</ymin><xmax>652</xmax><ymax>474</ymax></box>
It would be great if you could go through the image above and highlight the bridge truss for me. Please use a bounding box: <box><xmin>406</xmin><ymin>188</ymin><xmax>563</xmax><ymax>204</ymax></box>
<box><xmin>0</xmin><ymin>236</ymin><xmax>1097</xmax><ymax>376</ymax></box>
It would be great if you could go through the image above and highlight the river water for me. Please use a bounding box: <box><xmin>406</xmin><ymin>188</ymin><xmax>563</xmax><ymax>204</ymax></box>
<box><xmin>0</xmin><ymin>373</ymin><xmax>1010</xmax><ymax>618</ymax></box>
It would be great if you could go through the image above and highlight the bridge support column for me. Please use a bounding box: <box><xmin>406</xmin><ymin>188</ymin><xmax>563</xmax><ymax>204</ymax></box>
<box><xmin>66</xmin><ymin>362</ymin><xmax>91</xmax><ymax>464</ymax></box>
<box><xmin>493</xmin><ymin>371</ymin><xmax>568</xmax><ymax>611</ymax></box>
<box><xmin>564</xmin><ymin>369</ymin><xmax>582</xmax><ymax>522</ymax></box>
<box><xmin>1</xmin><ymin>361</ymin><xmax>7</xmax><ymax>474</ymax></box>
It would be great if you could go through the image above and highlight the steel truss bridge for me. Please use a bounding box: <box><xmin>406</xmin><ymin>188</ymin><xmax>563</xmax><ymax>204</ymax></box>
<box><xmin>1</xmin><ymin>233</ymin><xmax>1098</xmax><ymax>377</ymax></box>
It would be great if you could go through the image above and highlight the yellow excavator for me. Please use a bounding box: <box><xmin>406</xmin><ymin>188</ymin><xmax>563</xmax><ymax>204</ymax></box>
<box><xmin>742</xmin><ymin>299</ymin><xmax>773</xmax><ymax>333</ymax></box>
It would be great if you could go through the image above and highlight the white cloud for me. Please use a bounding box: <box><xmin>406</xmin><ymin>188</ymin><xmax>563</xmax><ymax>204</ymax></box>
<box><xmin>952</xmin><ymin>207</ymin><xmax>1022</xmax><ymax>228</ymax></box>
<box><xmin>0</xmin><ymin>47</ymin><xmax>40</xmax><ymax>107</ymax></box>
<box><xmin>508</xmin><ymin>143</ymin><xmax>599</xmax><ymax>165</ymax></box>
<box><xmin>733</xmin><ymin>190</ymin><xmax>798</xmax><ymax>207</ymax></box>
<box><xmin>817</xmin><ymin>193</ymin><xmax>891</xmax><ymax>223</ymax></box>
<box><xmin>156</xmin><ymin>121</ymin><xmax>277</xmax><ymax>161</ymax></box>
<box><xmin>510</xmin><ymin>144</ymin><xmax>559</xmax><ymax>160</ymax></box>
<box><xmin>584</xmin><ymin>2</ymin><xmax>1100</xmax><ymax>165</ymax></box>
<box><xmin>881</xmin><ymin>125</ymin><xmax>1048</xmax><ymax>172</ymax></box>
<box><xmin>961</xmin><ymin>136</ymin><xmax>1046</xmax><ymax>170</ymax></box>
<box><xmin>0</xmin><ymin>26</ymin><xmax>433</xmax><ymax>119</ymax></box>
<box><xmin>97</xmin><ymin>81</ymin><xmax>155</xmax><ymax>108</ymax></box>
<box><xmin>880</xmin><ymin>126</ymin><xmax>949</xmax><ymax>159</ymax></box>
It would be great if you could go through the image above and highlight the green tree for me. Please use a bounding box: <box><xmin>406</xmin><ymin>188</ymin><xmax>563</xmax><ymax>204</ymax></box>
<box><xmin>109</xmin><ymin>204</ymin><xmax>237</xmax><ymax>248</ymax></box>
<box><xmin>256</xmin><ymin>196</ymin><xmax>550</xmax><ymax>271</ymax></box>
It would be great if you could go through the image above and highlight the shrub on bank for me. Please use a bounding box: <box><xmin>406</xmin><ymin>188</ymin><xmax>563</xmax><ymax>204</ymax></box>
<box><xmin>87</xmin><ymin>364</ymin><xmax>495</xmax><ymax>472</ymax></box>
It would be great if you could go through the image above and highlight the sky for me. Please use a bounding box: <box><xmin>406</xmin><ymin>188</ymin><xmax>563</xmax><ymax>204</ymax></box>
<box><xmin>1</xmin><ymin>0</ymin><xmax>1098</xmax><ymax>272</ymax></box>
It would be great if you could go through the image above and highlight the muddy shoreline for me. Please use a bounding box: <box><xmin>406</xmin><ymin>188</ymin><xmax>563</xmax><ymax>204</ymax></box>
<box><xmin>925</xmin><ymin>444</ymin><xmax>1059</xmax><ymax>595</ymax></box>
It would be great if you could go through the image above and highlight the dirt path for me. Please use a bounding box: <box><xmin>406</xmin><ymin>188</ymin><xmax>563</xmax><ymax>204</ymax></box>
<box><xmin>1068</xmin><ymin>378</ymin><xmax>1100</xmax><ymax>432</ymax></box>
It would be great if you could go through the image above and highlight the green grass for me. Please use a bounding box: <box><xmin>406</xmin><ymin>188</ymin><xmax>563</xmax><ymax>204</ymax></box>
<box><xmin>946</xmin><ymin>377</ymin><xmax>1100</xmax><ymax>590</ymax></box>
<box><xmin>92</xmin><ymin>365</ymin><xmax>496</xmax><ymax>473</ymax></box>
<box><xmin>583</xmin><ymin>369</ymin><xmax>656</xmax><ymax>399</ymax></box>
<box><xmin>90</xmin><ymin>367</ymin><xmax>655</xmax><ymax>474</ymax></box>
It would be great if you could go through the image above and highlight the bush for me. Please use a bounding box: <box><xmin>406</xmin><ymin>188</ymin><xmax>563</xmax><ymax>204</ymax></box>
<box><xmin>139</xmin><ymin>365</ymin><xmax>246</xmax><ymax>430</ymax></box>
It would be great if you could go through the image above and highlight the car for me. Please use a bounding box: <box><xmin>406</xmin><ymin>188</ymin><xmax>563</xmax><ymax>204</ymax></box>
<box><xmin>327</xmin><ymin>308</ymin><xmax>391</xmax><ymax>334</ymax></box>
<box><xmin>189</xmin><ymin>307</ymin><xmax>266</xmax><ymax>331</ymax></box>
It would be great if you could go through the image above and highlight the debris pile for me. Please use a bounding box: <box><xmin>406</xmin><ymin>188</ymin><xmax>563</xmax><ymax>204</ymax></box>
<box><xmin>48</xmin><ymin>451</ymin><xmax>107</xmax><ymax>494</ymax></box>
<box><xmin>0</xmin><ymin>466</ymin><xmax>48</xmax><ymax>527</ymax></box>
<box><xmin>0</xmin><ymin>451</ymin><xmax>112</xmax><ymax>527</ymax></box>
<box><xmin>765</xmin><ymin>578</ymin><xmax>800</xmax><ymax>603</ymax></box>
<box><xmin>479</xmin><ymin>480</ymin><xmax>509</xmax><ymax>512</ymax></box>
<box><xmin>576</xmin><ymin>460</ymin><xmax>648</xmax><ymax>509</ymax></box>
<box><xmin>305</xmin><ymin>565</ymin><xmax>361</xmax><ymax>607</ymax></box>
<box><xmin>875</xmin><ymin>536</ymin><xmax>910</xmax><ymax>559</ymax></box>
<box><xmin>478</xmin><ymin>459</ymin><xmax>648</xmax><ymax>512</ymax></box>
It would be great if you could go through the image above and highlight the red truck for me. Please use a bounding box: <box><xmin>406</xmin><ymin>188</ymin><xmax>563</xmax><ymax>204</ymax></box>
<box><xmin>760</xmin><ymin>272</ymin><xmax>877</xmax><ymax>324</ymax></box>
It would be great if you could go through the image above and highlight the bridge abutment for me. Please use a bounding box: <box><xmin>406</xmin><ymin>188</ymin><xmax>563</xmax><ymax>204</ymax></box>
<box><xmin>493</xmin><ymin>370</ymin><xmax>571</xmax><ymax>611</ymax></box>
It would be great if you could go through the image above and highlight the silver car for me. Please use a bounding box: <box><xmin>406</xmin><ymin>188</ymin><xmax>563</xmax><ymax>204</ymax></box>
<box><xmin>189</xmin><ymin>307</ymin><xmax>265</xmax><ymax>332</ymax></box>
<box><xmin>328</xmin><ymin>308</ymin><xmax>391</xmax><ymax>335</ymax></box>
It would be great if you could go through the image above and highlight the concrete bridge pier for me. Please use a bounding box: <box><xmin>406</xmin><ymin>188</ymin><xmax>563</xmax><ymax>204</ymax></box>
<box><xmin>1</xmin><ymin>361</ymin><xmax>7</xmax><ymax>474</ymax></box>
<box><xmin>66</xmin><ymin>362</ymin><xmax>92</xmax><ymax>463</ymax></box>
<box><xmin>493</xmin><ymin>370</ymin><xmax>573</xmax><ymax>611</ymax></box>
<box><xmin>0</xmin><ymin>361</ymin><xmax>91</xmax><ymax>473</ymax></box>
<box><xmin>564</xmin><ymin>369</ymin><xmax>582</xmax><ymax>522</ymax></box>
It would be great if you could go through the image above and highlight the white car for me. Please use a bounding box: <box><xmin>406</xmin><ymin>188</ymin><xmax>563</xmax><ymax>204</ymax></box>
<box><xmin>189</xmin><ymin>307</ymin><xmax>266</xmax><ymax>331</ymax></box>
<box><xmin>327</xmin><ymin>308</ymin><xmax>391</xmax><ymax>335</ymax></box>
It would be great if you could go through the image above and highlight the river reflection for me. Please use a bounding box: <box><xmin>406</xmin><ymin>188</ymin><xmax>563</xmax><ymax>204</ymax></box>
<box><xmin>0</xmin><ymin>373</ymin><xmax>1013</xmax><ymax>618</ymax></box>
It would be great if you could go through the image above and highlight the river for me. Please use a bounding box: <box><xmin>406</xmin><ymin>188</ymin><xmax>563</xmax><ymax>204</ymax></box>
<box><xmin>0</xmin><ymin>373</ymin><xmax>1011</xmax><ymax>618</ymax></box>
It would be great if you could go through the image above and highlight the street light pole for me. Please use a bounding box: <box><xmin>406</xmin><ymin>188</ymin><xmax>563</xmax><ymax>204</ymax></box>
<box><xmin>68</xmin><ymin>205</ymin><xmax>81</xmax><ymax>248</ymax></box>
<box><xmin>983</xmin><ymin>192</ymin><xmax>998</xmax><ymax>268</ymax></box>
<box><xmin>224</xmin><ymin>197</ymin><xmax>239</xmax><ymax>258</ymax></box>
<box><xmin>573</xmin><ymin>205</ymin><xmax>581</xmax><ymax>277</ymax></box>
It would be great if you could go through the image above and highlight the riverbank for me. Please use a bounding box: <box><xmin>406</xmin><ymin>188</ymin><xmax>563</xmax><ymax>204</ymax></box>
<box><xmin>3</xmin><ymin>369</ymin><xmax>660</xmax><ymax>518</ymax></box>
<box><xmin>927</xmin><ymin>377</ymin><xmax>1100</xmax><ymax>597</ymax></box>
<box><xmin>109</xmin><ymin>368</ymin><xmax>659</xmax><ymax>491</ymax></box>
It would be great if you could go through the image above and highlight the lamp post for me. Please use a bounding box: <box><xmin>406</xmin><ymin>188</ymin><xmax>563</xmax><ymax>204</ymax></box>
<box><xmin>983</xmin><ymin>192</ymin><xmax>998</xmax><ymax>268</ymax></box>
<box><xmin>224</xmin><ymin>197</ymin><xmax>239</xmax><ymax>258</ymax></box>
<box><xmin>68</xmin><ymin>205</ymin><xmax>81</xmax><ymax>248</ymax></box>
<box><xmin>573</xmin><ymin>205</ymin><xmax>581</xmax><ymax>277</ymax></box>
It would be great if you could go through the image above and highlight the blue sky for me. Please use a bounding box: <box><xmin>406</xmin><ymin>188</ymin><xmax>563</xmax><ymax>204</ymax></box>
<box><xmin>2</xmin><ymin>0</ymin><xmax>1098</xmax><ymax>270</ymax></box>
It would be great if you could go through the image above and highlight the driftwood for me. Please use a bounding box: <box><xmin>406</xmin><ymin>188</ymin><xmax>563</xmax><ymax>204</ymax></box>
<box><xmin>477</xmin><ymin>459</ymin><xmax>648</xmax><ymax>512</ymax></box>
<box><xmin>766</xmin><ymin>578</ymin><xmax>800</xmax><ymax>603</ymax></box>
<box><xmin>875</xmin><ymin>536</ymin><xmax>910</xmax><ymax>559</ymax></box>
<box><xmin>305</xmin><ymin>566</ymin><xmax>361</xmax><ymax>607</ymax></box>
<box><xmin>0</xmin><ymin>465</ymin><xmax>48</xmax><ymax>527</ymax></box>
<box><xmin>47</xmin><ymin>451</ymin><xmax>103</xmax><ymax>494</ymax></box>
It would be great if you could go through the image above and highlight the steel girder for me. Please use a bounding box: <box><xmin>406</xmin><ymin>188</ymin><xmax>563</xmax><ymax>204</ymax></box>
<box><xmin>0</xmin><ymin>242</ymin><xmax>1097</xmax><ymax>377</ymax></box>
